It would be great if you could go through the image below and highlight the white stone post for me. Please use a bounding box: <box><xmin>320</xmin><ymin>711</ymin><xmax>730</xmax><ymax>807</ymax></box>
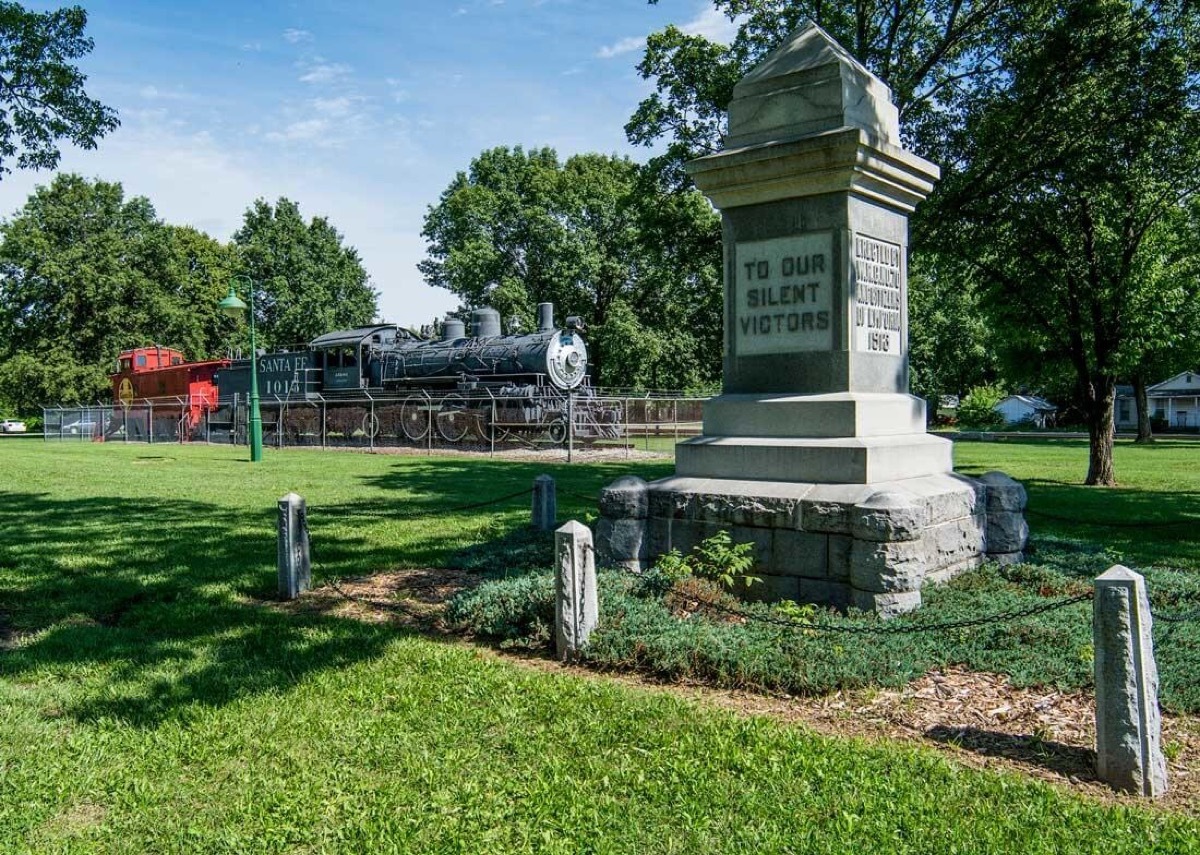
<box><xmin>532</xmin><ymin>474</ymin><xmax>557</xmax><ymax>531</ymax></box>
<box><xmin>555</xmin><ymin>521</ymin><xmax>597</xmax><ymax>661</ymax></box>
<box><xmin>1094</xmin><ymin>565</ymin><xmax>1167</xmax><ymax>797</ymax></box>
<box><xmin>278</xmin><ymin>492</ymin><xmax>312</xmax><ymax>600</ymax></box>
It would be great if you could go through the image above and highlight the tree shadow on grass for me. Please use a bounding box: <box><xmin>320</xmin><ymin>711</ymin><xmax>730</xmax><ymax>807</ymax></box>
<box><xmin>0</xmin><ymin>490</ymin><xmax>441</xmax><ymax>728</ymax></box>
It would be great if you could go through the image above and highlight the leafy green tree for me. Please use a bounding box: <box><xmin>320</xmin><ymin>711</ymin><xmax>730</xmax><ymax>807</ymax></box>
<box><xmin>0</xmin><ymin>347</ymin><xmax>107</xmax><ymax>410</ymax></box>
<box><xmin>926</xmin><ymin>0</ymin><xmax>1200</xmax><ymax>484</ymax></box>
<box><xmin>628</xmin><ymin>0</ymin><xmax>1037</xmax><ymax>186</ymax></box>
<box><xmin>908</xmin><ymin>254</ymin><xmax>999</xmax><ymax>421</ymax></box>
<box><xmin>0</xmin><ymin>2</ymin><xmax>118</xmax><ymax>175</ymax></box>
<box><xmin>0</xmin><ymin>174</ymin><xmax>240</xmax><ymax>412</ymax></box>
<box><xmin>420</xmin><ymin>147</ymin><xmax>722</xmax><ymax>389</ymax></box>
<box><xmin>956</xmin><ymin>384</ymin><xmax>1006</xmax><ymax>430</ymax></box>
<box><xmin>232</xmin><ymin>198</ymin><xmax>378</xmax><ymax>349</ymax></box>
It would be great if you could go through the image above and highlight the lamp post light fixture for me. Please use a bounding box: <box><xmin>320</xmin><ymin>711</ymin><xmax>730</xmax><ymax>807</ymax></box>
<box><xmin>219</xmin><ymin>276</ymin><xmax>263</xmax><ymax>462</ymax></box>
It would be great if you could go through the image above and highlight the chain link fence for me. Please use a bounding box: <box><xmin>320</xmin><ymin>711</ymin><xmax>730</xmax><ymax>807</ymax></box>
<box><xmin>42</xmin><ymin>390</ymin><xmax>708</xmax><ymax>458</ymax></box>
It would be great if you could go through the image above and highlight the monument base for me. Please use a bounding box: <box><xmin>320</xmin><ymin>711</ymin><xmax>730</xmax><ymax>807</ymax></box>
<box><xmin>596</xmin><ymin>471</ymin><xmax>1029</xmax><ymax>618</ymax></box>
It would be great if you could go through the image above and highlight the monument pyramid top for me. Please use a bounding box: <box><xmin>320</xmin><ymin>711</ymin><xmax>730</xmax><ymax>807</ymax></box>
<box><xmin>726</xmin><ymin>21</ymin><xmax>899</xmax><ymax>149</ymax></box>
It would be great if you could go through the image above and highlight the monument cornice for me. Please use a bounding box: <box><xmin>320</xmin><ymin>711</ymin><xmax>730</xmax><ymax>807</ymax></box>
<box><xmin>685</xmin><ymin>127</ymin><xmax>941</xmax><ymax>214</ymax></box>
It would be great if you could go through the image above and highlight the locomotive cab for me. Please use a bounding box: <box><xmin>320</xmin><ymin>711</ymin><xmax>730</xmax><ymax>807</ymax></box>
<box><xmin>309</xmin><ymin>325</ymin><xmax>413</xmax><ymax>391</ymax></box>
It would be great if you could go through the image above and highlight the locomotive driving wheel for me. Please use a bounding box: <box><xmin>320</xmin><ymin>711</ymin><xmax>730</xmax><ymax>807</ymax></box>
<box><xmin>436</xmin><ymin>393</ymin><xmax>471</xmax><ymax>443</ymax></box>
<box><xmin>400</xmin><ymin>395</ymin><xmax>430</xmax><ymax>441</ymax></box>
<box><xmin>544</xmin><ymin>415</ymin><xmax>568</xmax><ymax>445</ymax></box>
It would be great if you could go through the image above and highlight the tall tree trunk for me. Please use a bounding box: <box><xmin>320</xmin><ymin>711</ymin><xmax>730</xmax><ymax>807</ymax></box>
<box><xmin>1085</xmin><ymin>374</ymin><xmax>1117</xmax><ymax>486</ymax></box>
<box><xmin>1133</xmin><ymin>370</ymin><xmax>1153</xmax><ymax>443</ymax></box>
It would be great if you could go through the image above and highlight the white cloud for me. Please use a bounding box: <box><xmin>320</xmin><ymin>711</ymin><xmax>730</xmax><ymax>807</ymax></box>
<box><xmin>265</xmin><ymin>118</ymin><xmax>330</xmax><ymax>142</ymax></box>
<box><xmin>597</xmin><ymin>35</ymin><xmax>644</xmax><ymax>59</ymax></box>
<box><xmin>241</xmin><ymin>42</ymin><xmax>263</xmax><ymax>52</ymax></box>
<box><xmin>0</xmin><ymin>115</ymin><xmax>453</xmax><ymax>325</ymax></box>
<box><xmin>298</xmin><ymin>60</ymin><xmax>351</xmax><ymax>85</ymax></box>
<box><xmin>283</xmin><ymin>28</ymin><xmax>313</xmax><ymax>44</ymax></box>
<box><xmin>680</xmin><ymin>7</ymin><xmax>740</xmax><ymax>44</ymax></box>
<box><xmin>312</xmin><ymin>96</ymin><xmax>356</xmax><ymax>117</ymax></box>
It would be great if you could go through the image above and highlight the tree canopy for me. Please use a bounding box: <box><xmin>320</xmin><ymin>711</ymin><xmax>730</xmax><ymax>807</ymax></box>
<box><xmin>233</xmin><ymin>197</ymin><xmax>378</xmax><ymax>350</ymax></box>
<box><xmin>0</xmin><ymin>2</ymin><xmax>118</xmax><ymax>175</ymax></box>
<box><xmin>0</xmin><ymin>178</ymin><xmax>378</xmax><ymax>413</ymax></box>
<box><xmin>925</xmin><ymin>0</ymin><xmax>1200</xmax><ymax>483</ymax></box>
<box><xmin>628</xmin><ymin>0</ymin><xmax>1034</xmax><ymax>186</ymax></box>
<box><xmin>0</xmin><ymin>175</ymin><xmax>240</xmax><ymax>408</ymax></box>
<box><xmin>420</xmin><ymin>146</ymin><xmax>722</xmax><ymax>390</ymax></box>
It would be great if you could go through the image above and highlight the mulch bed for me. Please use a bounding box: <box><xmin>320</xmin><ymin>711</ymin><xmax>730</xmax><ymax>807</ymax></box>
<box><xmin>275</xmin><ymin>566</ymin><xmax>1199</xmax><ymax>814</ymax></box>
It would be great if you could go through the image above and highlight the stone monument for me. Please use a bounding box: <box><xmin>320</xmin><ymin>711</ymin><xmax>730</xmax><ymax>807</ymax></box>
<box><xmin>595</xmin><ymin>23</ymin><xmax>1028</xmax><ymax>616</ymax></box>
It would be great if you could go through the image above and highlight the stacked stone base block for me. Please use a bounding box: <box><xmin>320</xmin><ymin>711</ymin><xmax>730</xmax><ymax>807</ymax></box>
<box><xmin>597</xmin><ymin>471</ymin><xmax>1028</xmax><ymax>618</ymax></box>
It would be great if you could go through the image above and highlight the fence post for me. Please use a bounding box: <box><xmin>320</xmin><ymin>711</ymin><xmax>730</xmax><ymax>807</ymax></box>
<box><xmin>277</xmin><ymin>492</ymin><xmax>312</xmax><ymax>600</ymax></box>
<box><xmin>532</xmin><ymin>474</ymin><xmax>557</xmax><ymax>531</ymax></box>
<box><xmin>1094</xmin><ymin>565</ymin><xmax>1168</xmax><ymax>797</ymax></box>
<box><xmin>555</xmin><ymin>520</ymin><xmax>597</xmax><ymax>661</ymax></box>
<box><xmin>568</xmin><ymin>392</ymin><xmax>576</xmax><ymax>463</ymax></box>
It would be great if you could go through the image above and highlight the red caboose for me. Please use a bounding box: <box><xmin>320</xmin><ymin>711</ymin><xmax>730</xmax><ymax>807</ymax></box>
<box><xmin>110</xmin><ymin>346</ymin><xmax>229</xmax><ymax>435</ymax></box>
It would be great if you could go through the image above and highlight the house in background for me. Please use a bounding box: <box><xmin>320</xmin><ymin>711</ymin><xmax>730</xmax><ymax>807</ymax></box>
<box><xmin>1115</xmin><ymin>371</ymin><xmax>1200</xmax><ymax>431</ymax></box>
<box><xmin>994</xmin><ymin>394</ymin><xmax>1057</xmax><ymax>428</ymax></box>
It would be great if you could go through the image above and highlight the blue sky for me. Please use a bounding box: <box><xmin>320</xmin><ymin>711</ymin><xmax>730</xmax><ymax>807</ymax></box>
<box><xmin>0</xmin><ymin>0</ymin><xmax>738</xmax><ymax>327</ymax></box>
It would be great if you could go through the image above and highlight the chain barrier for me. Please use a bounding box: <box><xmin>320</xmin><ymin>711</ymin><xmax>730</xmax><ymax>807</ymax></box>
<box><xmin>587</xmin><ymin>545</ymin><xmax>1094</xmax><ymax>635</ymax></box>
<box><xmin>1151</xmin><ymin>606</ymin><xmax>1200</xmax><ymax>624</ymax></box>
<box><xmin>563</xmin><ymin>489</ymin><xmax>600</xmax><ymax>503</ymax></box>
<box><xmin>321</xmin><ymin>487</ymin><xmax>533</xmax><ymax>522</ymax></box>
<box><xmin>300</xmin><ymin>488</ymin><xmax>530</xmax><ymax>613</ymax></box>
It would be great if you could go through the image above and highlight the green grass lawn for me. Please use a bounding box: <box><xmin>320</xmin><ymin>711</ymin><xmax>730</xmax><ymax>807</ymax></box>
<box><xmin>1</xmin><ymin>441</ymin><xmax>1198</xmax><ymax>852</ymax></box>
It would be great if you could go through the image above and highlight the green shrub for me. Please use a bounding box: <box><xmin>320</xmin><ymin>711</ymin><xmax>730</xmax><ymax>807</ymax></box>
<box><xmin>443</xmin><ymin>572</ymin><xmax>555</xmax><ymax>647</ymax></box>
<box><xmin>957</xmin><ymin>384</ymin><xmax>1008</xmax><ymax>429</ymax></box>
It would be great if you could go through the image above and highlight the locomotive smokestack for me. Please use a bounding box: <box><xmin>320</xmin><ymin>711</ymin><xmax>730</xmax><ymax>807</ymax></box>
<box><xmin>442</xmin><ymin>318</ymin><xmax>465</xmax><ymax>341</ymax></box>
<box><xmin>537</xmin><ymin>302</ymin><xmax>555</xmax><ymax>332</ymax></box>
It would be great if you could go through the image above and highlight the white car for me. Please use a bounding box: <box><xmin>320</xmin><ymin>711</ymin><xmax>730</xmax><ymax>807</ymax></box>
<box><xmin>0</xmin><ymin>419</ymin><xmax>27</xmax><ymax>433</ymax></box>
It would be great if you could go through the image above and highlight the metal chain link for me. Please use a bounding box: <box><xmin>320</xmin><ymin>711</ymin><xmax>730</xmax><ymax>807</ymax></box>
<box><xmin>563</xmin><ymin>489</ymin><xmax>601</xmax><ymax>503</ymax></box>
<box><xmin>588</xmin><ymin>545</ymin><xmax>1094</xmax><ymax>635</ymax></box>
<box><xmin>680</xmin><ymin>589</ymin><xmax>1095</xmax><ymax>635</ymax></box>
<box><xmin>1151</xmin><ymin>606</ymin><xmax>1200</xmax><ymax>624</ymax></box>
<box><xmin>322</xmin><ymin>487</ymin><xmax>533</xmax><ymax>521</ymax></box>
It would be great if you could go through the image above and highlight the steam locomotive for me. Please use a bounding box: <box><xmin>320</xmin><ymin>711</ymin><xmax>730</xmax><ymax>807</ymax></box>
<box><xmin>213</xmin><ymin>302</ymin><xmax>621</xmax><ymax>444</ymax></box>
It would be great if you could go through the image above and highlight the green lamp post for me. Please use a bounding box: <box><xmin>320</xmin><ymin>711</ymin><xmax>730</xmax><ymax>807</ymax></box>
<box><xmin>219</xmin><ymin>276</ymin><xmax>263</xmax><ymax>462</ymax></box>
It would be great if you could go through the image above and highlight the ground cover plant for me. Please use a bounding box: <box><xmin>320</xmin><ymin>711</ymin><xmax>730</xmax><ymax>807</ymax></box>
<box><xmin>0</xmin><ymin>441</ymin><xmax>1197</xmax><ymax>850</ymax></box>
<box><xmin>451</xmin><ymin>438</ymin><xmax>1200</xmax><ymax>711</ymax></box>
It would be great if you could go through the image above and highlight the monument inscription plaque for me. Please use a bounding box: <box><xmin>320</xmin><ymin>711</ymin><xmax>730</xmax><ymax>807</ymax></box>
<box><xmin>852</xmin><ymin>234</ymin><xmax>903</xmax><ymax>355</ymax></box>
<box><xmin>734</xmin><ymin>232</ymin><xmax>833</xmax><ymax>355</ymax></box>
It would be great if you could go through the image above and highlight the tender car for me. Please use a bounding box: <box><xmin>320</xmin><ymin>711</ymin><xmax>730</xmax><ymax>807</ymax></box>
<box><xmin>0</xmin><ymin>419</ymin><xmax>27</xmax><ymax>433</ymax></box>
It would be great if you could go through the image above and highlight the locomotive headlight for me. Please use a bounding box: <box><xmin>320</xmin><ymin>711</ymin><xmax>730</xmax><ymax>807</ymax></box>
<box><xmin>546</xmin><ymin>333</ymin><xmax>588</xmax><ymax>390</ymax></box>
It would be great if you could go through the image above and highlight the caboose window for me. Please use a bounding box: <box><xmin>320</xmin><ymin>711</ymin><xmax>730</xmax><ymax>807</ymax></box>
<box><xmin>171</xmin><ymin>357</ymin><xmax>182</xmax><ymax>365</ymax></box>
<box><xmin>136</xmin><ymin>355</ymin><xmax>147</xmax><ymax>367</ymax></box>
<box><xmin>120</xmin><ymin>359</ymin><xmax>132</xmax><ymax>371</ymax></box>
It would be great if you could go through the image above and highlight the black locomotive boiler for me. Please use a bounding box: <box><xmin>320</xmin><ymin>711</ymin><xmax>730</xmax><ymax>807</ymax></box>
<box><xmin>216</xmin><ymin>302</ymin><xmax>621</xmax><ymax>444</ymax></box>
